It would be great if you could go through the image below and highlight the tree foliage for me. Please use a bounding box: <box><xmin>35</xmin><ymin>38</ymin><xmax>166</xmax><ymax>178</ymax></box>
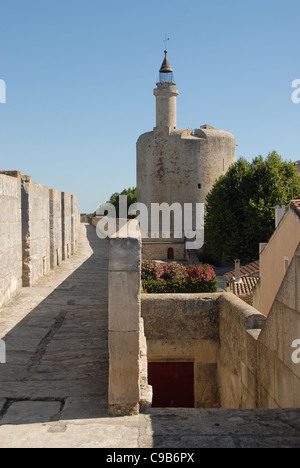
<box><xmin>108</xmin><ymin>187</ymin><xmax>137</xmax><ymax>218</ymax></box>
<box><xmin>204</xmin><ymin>152</ymin><xmax>300</xmax><ymax>264</ymax></box>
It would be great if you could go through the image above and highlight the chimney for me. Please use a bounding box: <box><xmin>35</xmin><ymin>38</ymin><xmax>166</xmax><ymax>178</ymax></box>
<box><xmin>234</xmin><ymin>259</ymin><xmax>242</xmax><ymax>284</ymax></box>
<box><xmin>275</xmin><ymin>204</ymin><xmax>286</xmax><ymax>228</ymax></box>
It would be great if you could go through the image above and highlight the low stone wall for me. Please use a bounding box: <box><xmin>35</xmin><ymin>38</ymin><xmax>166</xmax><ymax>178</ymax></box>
<box><xmin>0</xmin><ymin>171</ymin><xmax>80</xmax><ymax>305</ymax></box>
<box><xmin>256</xmin><ymin>243</ymin><xmax>300</xmax><ymax>408</ymax></box>
<box><xmin>142</xmin><ymin>294</ymin><xmax>221</xmax><ymax>408</ymax></box>
<box><xmin>217</xmin><ymin>294</ymin><xmax>266</xmax><ymax>409</ymax></box>
<box><xmin>141</xmin><ymin>290</ymin><xmax>300</xmax><ymax>410</ymax></box>
<box><xmin>107</xmin><ymin>221</ymin><xmax>151</xmax><ymax>416</ymax></box>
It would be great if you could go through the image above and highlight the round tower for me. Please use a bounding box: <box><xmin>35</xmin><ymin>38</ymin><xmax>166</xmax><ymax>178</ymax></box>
<box><xmin>153</xmin><ymin>51</ymin><xmax>179</xmax><ymax>130</ymax></box>
<box><xmin>136</xmin><ymin>50</ymin><xmax>236</xmax><ymax>261</ymax></box>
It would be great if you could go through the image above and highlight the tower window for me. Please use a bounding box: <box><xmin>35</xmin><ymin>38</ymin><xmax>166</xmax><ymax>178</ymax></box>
<box><xmin>198</xmin><ymin>184</ymin><xmax>201</xmax><ymax>189</ymax></box>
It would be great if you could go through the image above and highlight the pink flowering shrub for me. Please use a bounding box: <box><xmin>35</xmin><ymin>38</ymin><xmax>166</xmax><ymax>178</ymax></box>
<box><xmin>142</xmin><ymin>260</ymin><xmax>218</xmax><ymax>293</ymax></box>
<box><xmin>238</xmin><ymin>292</ymin><xmax>254</xmax><ymax>306</ymax></box>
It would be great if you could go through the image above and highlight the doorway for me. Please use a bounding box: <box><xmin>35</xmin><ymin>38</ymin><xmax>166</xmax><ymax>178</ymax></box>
<box><xmin>148</xmin><ymin>362</ymin><xmax>194</xmax><ymax>408</ymax></box>
<box><xmin>167</xmin><ymin>248</ymin><xmax>175</xmax><ymax>260</ymax></box>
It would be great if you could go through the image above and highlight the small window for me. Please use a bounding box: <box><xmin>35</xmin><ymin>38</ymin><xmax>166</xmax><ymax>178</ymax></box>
<box><xmin>198</xmin><ymin>184</ymin><xmax>201</xmax><ymax>189</ymax></box>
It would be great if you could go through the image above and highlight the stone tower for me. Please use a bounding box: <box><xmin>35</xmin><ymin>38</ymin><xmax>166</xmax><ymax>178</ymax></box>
<box><xmin>136</xmin><ymin>51</ymin><xmax>237</xmax><ymax>260</ymax></box>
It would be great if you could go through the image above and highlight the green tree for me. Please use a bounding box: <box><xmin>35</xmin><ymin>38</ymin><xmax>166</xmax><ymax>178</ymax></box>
<box><xmin>108</xmin><ymin>187</ymin><xmax>137</xmax><ymax>218</ymax></box>
<box><xmin>204</xmin><ymin>152</ymin><xmax>300</xmax><ymax>264</ymax></box>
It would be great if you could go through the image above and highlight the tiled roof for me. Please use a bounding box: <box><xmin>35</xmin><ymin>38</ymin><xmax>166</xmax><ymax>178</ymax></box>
<box><xmin>224</xmin><ymin>261</ymin><xmax>260</xmax><ymax>279</ymax></box>
<box><xmin>290</xmin><ymin>200</ymin><xmax>300</xmax><ymax>219</ymax></box>
<box><xmin>233</xmin><ymin>277</ymin><xmax>259</xmax><ymax>296</ymax></box>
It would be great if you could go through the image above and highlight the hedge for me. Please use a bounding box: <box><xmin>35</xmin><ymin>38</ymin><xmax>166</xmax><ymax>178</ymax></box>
<box><xmin>141</xmin><ymin>260</ymin><xmax>218</xmax><ymax>294</ymax></box>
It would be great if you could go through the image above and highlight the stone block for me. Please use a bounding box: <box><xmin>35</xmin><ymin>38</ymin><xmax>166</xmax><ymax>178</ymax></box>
<box><xmin>108</xmin><ymin>331</ymin><xmax>140</xmax><ymax>414</ymax></box>
<box><xmin>276</xmin><ymin>259</ymin><xmax>296</xmax><ymax>311</ymax></box>
<box><xmin>108</xmin><ymin>271</ymin><xmax>141</xmax><ymax>332</ymax></box>
<box><xmin>109</xmin><ymin>237</ymin><xmax>141</xmax><ymax>272</ymax></box>
<box><xmin>257</xmin><ymin>385</ymin><xmax>279</xmax><ymax>409</ymax></box>
<box><xmin>258</xmin><ymin>301</ymin><xmax>284</xmax><ymax>360</ymax></box>
<box><xmin>241</xmin><ymin>361</ymin><xmax>256</xmax><ymax>399</ymax></box>
<box><xmin>274</xmin><ymin>359</ymin><xmax>300</xmax><ymax>408</ymax></box>
<box><xmin>0</xmin><ymin>401</ymin><xmax>62</xmax><ymax>425</ymax></box>
<box><xmin>257</xmin><ymin>342</ymin><xmax>275</xmax><ymax>401</ymax></box>
<box><xmin>281</xmin><ymin>306</ymin><xmax>300</xmax><ymax>379</ymax></box>
<box><xmin>296</xmin><ymin>254</ymin><xmax>300</xmax><ymax>314</ymax></box>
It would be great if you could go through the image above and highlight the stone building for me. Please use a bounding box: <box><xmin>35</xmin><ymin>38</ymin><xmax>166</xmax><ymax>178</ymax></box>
<box><xmin>136</xmin><ymin>51</ymin><xmax>236</xmax><ymax>261</ymax></box>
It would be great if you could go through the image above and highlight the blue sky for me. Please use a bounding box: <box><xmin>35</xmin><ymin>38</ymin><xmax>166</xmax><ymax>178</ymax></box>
<box><xmin>0</xmin><ymin>0</ymin><xmax>299</xmax><ymax>212</ymax></box>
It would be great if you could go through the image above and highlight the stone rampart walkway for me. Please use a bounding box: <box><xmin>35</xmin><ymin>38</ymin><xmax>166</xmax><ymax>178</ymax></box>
<box><xmin>0</xmin><ymin>224</ymin><xmax>109</xmax><ymax>423</ymax></box>
<box><xmin>0</xmin><ymin>224</ymin><xmax>300</xmax><ymax>448</ymax></box>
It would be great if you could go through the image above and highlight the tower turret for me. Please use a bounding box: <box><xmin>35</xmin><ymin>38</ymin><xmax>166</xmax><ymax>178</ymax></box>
<box><xmin>153</xmin><ymin>51</ymin><xmax>179</xmax><ymax>130</ymax></box>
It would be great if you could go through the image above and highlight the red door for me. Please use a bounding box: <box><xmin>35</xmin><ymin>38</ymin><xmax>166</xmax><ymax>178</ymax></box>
<box><xmin>167</xmin><ymin>248</ymin><xmax>174</xmax><ymax>260</ymax></box>
<box><xmin>148</xmin><ymin>362</ymin><xmax>194</xmax><ymax>408</ymax></box>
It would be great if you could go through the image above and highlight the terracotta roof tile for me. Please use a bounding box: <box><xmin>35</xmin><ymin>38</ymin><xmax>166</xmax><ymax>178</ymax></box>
<box><xmin>233</xmin><ymin>277</ymin><xmax>259</xmax><ymax>296</ymax></box>
<box><xmin>290</xmin><ymin>200</ymin><xmax>300</xmax><ymax>219</ymax></box>
<box><xmin>224</xmin><ymin>261</ymin><xmax>260</xmax><ymax>279</ymax></box>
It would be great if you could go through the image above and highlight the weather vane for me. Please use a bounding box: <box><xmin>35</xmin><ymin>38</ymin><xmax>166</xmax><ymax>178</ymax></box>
<box><xmin>163</xmin><ymin>34</ymin><xmax>170</xmax><ymax>51</ymax></box>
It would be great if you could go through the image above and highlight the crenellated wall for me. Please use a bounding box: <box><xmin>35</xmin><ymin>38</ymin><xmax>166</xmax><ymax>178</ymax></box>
<box><xmin>0</xmin><ymin>171</ymin><xmax>80</xmax><ymax>306</ymax></box>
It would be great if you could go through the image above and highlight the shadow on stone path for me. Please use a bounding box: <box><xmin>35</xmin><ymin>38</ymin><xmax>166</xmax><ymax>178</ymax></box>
<box><xmin>0</xmin><ymin>224</ymin><xmax>110</xmax><ymax>425</ymax></box>
<box><xmin>1</xmin><ymin>225</ymin><xmax>300</xmax><ymax>448</ymax></box>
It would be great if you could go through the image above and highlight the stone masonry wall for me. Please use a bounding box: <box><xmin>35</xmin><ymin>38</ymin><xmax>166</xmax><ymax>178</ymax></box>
<box><xmin>108</xmin><ymin>224</ymin><xmax>151</xmax><ymax>416</ymax></box>
<box><xmin>142</xmin><ymin>294</ymin><xmax>221</xmax><ymax>409</ymax></box>
<box><xmin>21</xmin><ymin>176</ymin><xmax>50</xmax><ymax>286</ymax></box>
<box><xmin>0</xmin><ymin>172</ymin><xmax>22</xmax><ymax>307</ymax></box>
<box><xmin>142</xmin><ymin>290</ymin><xmax>300</xmax><ymax>410</ymax></box>
<box><xmin>49</xmin><ymin>189</ymin><xmax>63</xmax><ymax>269</ymax></box>
<box><xmin>256</xmin><ymin>243</ymin><xmax>300</xmax><ymax>408</ymax></box>
<box><xmin>61</xmin><ymin>192</ymin><xmax>72</xmax><ymax>261</ymax></box>
<box><xmin>0</xmin><ymin>172</ymin><xmax>80</xmax><ymax>306</ymax></box>
<box><xmin>217</xmin><ymin>294</ymin><xmax>266</xmax><ymax>409</ymax></box>
<box><xmin>218</xmin><ymin>246</ymin><xmax>300</xmax><ymax>410</ymax></box>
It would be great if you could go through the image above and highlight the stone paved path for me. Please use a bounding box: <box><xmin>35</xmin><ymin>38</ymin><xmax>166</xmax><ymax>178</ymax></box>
<box><xmin>1</xmin><ymin>224</ymin><xmax>300</xmax><ymax>448</ymax></box>
<box><xmin>0</xmin><ymin>224</ymin><xmax>109</xmax><ymax>424</ymax></box>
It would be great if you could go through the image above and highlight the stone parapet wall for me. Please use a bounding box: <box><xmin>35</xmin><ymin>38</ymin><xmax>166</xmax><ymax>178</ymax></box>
<box><xmin>142</xmin><ymin>294</ymin><xmax>221</xmax><ymax>408</ymax></box>
<box><xmin>0</xmin><ymin>171</ymin><xmax>80</xmax><ymax>305</ymax></box>
<box><xmin>107</xmin><ymin>221</ymin><xmax>152</xmax><ymax>416</ymax></box>
<box><xmin>0</xmin><ymin>172</ymin><xmax>22</xmax><ymax>307</ymax></box>
<box><xmin>49</xmin><ymin>189</ymin><xmax>63</xmax><ymax>269</ymax></box>
<box><xmin>142</xmin><ymin>286</ymin><xmax>300</xmax><ymax>410</ymax></box>
<box><xmin>21</xmin><ymin>176</ymin><xmax>51</xmax><ymax>286</ymax></box>
<box><xmin>256</xmin><ymin>243</ymin><xmax>300</xmax><ymax>408</ymax></box>
<box><xmin>217</xmin><ymin>294</ymin><xmax>266</xmax><ymax>409</ymax></box>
